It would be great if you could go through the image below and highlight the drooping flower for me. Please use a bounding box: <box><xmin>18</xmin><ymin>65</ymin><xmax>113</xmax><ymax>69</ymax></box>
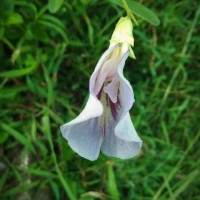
<box><xmin>60</xmin><ymin>17</ymin><xmax>142</xmax><ymax>161</ymax></box>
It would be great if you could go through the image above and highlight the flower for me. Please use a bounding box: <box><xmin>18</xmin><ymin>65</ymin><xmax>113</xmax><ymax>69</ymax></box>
<box><xmin>60</xmin><ymin>17</ymin><xmax>142</xmax><ymax>161</ymax></box>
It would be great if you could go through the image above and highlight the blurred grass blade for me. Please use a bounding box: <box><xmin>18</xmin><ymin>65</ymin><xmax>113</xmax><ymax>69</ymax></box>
<box><xmin>153</xmin><ymin>130</ymin><xmax>200</xmax><ymax>200</ymax></box>
<box><xmin>173</xmin><ymin>169</ymin><xmax>199</xmax><ymax>198</ymax></box>
<box><xmin>48</xmin><ymin>0</ymin><xmax>63</xmax><ymax>13</ymax></box>
<box><xmin>0</xmin><ymin>86</ymin><xmax>28</xmax><ymax>99</ymax></box>
<box><xmin>107</xmin><ymin>162</ymin><xmax>120</xmax><ymax>200</ymax></box>
<box><xmin>2</xmin><ymin>181</ymin><xmax>39</xmax><ymax>197</ymax></box>
<box><xmin>1</xmin><ymin>123</ymin><xmax>35</xmax><ymax>153</ymax></box>
<box><xmin>50</xmin><ymin>181</ymin><xmax>60</xmax><ymax>200</ymax></box>
<box><xmin>0</xmin><ymin>131</ymin><xmax>9</xmax><ymax>143</ymax></box>
<box><xmin>38</xmin><ymin>19</ymin><xmax>68</xmax><ymax>43</ymax></box>
<box><xmin>0</xmin><ymin>66</ymin><xmax>36</xmax><ymax>78</ymax></box>
<box><xmin>26</xmin><ymin>168</ymin><xmax>58</xmax><ymax>178</ymax></box>
<box><xmin>43</xmin><ymin>65</ymin><xmax>54</xmax><ymax>107</ymax></box>
<box><xmin>84</xmin><ymin>14</ymin><xmax>94</xmax><ymax>46</ymax></box>
<box><xmin>42</xmin><ymin>113</ymin><xmax>76</xmax><ymax>200</ymax></box>
<box><xmin>110</xmin><ymin>0</ymin><xmax>160</xmax><ymax>26</ymax></box>
<box><xmin>41</xmin><ymin>14</ymin><xmax>66</xmax><ymax>30</ymax></box>
<box><xmin>0</xmin><ymin>171</ymin><xmax>8</xmax><ymax>193</ymax></box>
<box><xmin>11</xmin><ymin>49</ymin><xmax>20</xmax><ymax>64</ymax></box>
<box><xmin>82</xmin><ymin>191</ymin><xmax>107</xmax><ymax>199</ymax></box>
<box><xmin>159</xmin><ymin>4</ymin><xmax>200</xmax><ymax>109</ymax></box>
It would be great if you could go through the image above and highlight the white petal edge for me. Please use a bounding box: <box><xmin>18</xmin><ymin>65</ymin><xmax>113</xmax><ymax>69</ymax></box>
<box><xmin>60</xmin><ymin>95</ymin><xmax>103</xmax><ymax>160</ymax></box>
<box><xmin>61</xmin><ymin>94</ymin><xmax>103</xmax><ymax>127</ymax></box>
<box><xmin>61</xmin><ymin>118</ymin><xmax>103</xmax><ymax>161</ymax></box>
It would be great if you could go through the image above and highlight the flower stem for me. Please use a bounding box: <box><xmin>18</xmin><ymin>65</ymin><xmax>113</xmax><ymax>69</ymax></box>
<box><xmin>121</xmin><ymin>0</ymin><xmax>139</xmax><ymax>26</ymax></box>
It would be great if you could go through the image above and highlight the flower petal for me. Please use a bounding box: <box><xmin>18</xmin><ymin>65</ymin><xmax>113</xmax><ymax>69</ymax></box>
<box><xmin>60</xmin><ymin>45</ymin><xmax>120</xmax><ymax>161</ymax></box>
<box><xmin>103</xmin><ymin>76</ymin><xmax>119</xmax><ymax>103</ymax></box>
<box><xmin>90</xmin><ymin>44</ymin><xmax>120</xmax><ymax>96</ymax></box>
<box><xmin>114</xmin><ymin>51</ymin><xmax>142</xmax><ymax>150</ymax></box>
<box><xmin>101</xmin><ymin>122</ymin><xmax>141</xmax><ymax>159</ymax></box>
<box><xmin>115</xmin><ymin>112</ymin><xmax>142</xmax><ymax>143</ymax></box>
<box><xmin>117</xmin><ymin>52</ymin><xmax>134</xmax><ymax>116</ymax></box>
<box><xmin>62</xmin><ymin>94</ymin><xmax>103</xmax><ymax>126</ymax></box>
<box><xmin>61</xmin><ymin>118</ymin><xmax>102</xmax><ymax>161</ymax></box>
<box><xmin>60</xmin><ymin>94</ymin><xmax>103</xmax><ymax>161</ymax></box>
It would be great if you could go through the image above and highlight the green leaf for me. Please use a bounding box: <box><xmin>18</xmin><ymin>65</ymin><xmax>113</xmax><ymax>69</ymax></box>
<box><xmin>127</xmin><ymin>0</ymin><xmax>160</xmax><ymax>26</ymax></box>
<box><xmin>48</xmin><ymin>0</ymin><xmax>63</xmax><ymax>13</ymax></box>
<box><xmin>0</xmin><ymin>66</ymin><xmax>36</xmax><ymax>78</ymax></box>
<box><xmin>6</xmin><ymin>12</ymin><xmax>23</xmax><ymax>25</ymax></box>
<box><xmin>110</xmin><ymin>0</ymin><xmax>160</xmax><ymax>26</ymax></box>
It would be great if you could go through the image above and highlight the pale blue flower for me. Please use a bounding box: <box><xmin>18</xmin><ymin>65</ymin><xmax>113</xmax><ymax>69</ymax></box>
<box><xmin>61</xmin><ymin>17</ymin><xmax>142</xmax><ymax>161</ymax></box>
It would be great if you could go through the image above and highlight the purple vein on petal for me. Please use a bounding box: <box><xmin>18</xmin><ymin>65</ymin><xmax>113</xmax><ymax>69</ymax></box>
<box><xmin>108</xmin><ymin>92</ymin><xmax>121</xmax><ymax>121</ymax></box>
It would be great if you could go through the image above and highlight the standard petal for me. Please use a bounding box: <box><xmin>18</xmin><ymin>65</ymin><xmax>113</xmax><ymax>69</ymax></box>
<box><xmin>89</xmin><ymin>44</ymin><xmax>120</xmax><ymax>95</ymax></box>
<box><xmin>101</xmin><ymin>122</ymin><xmax>142</xmax><ymax>159</ymax></box>
<box><xmin>61</xmin><ymin>118</ymin><xmax>102</xmax><ymax>161</ymax></box>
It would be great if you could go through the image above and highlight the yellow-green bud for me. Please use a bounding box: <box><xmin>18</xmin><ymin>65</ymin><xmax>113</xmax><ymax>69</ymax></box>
<box><xmin>110</xmin><ymin>17</ymin><xmax>135</xmax><ymax>59</ymax></box>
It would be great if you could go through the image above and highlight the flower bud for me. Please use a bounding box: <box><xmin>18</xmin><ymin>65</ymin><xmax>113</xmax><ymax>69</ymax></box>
<box><xmin>110</xmin><ymin>17</ymin><xmax>135</xmax><ymax>58</ymax></box>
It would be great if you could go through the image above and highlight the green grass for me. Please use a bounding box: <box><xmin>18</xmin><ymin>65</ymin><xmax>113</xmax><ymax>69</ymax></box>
<box><xmin>0</xmin><ymin>0</ymin><xmax>200</xmax><ymax>199</ymax></box>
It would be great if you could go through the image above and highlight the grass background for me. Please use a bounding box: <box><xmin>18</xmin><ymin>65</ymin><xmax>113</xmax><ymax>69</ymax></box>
<box><xmin>0</xmin><ymin>0</ymin><xmax>200</xmax><ymax>199</ymax></box>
